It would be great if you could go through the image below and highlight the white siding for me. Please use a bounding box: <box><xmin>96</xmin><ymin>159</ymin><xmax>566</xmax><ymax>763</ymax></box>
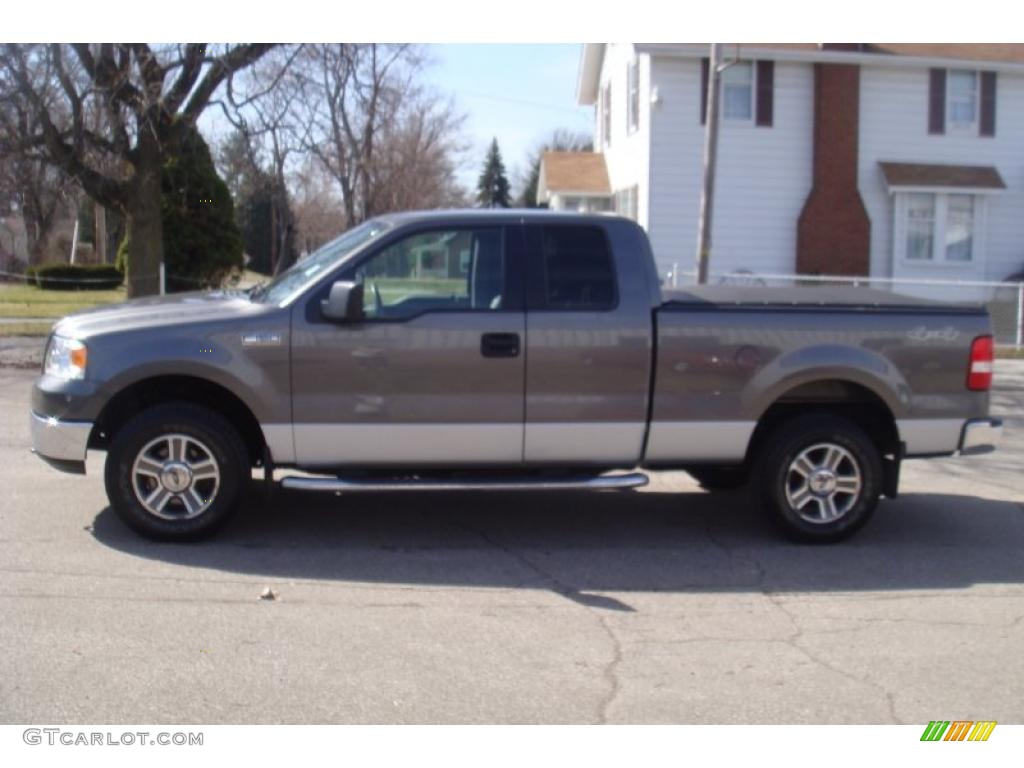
<box><xmin>596</xmin><ymin>44</ymin><xmax>651</xmax><ymax>229</ymax></box>
<box><xmin>646</xmin><ymin>56</ymin><xmax>814</xmax><ymax>279</ymax></box>
<box><xmin>859</xmin><ymin>66</ymin><xmax>1024</xmax><ymax>282</ymax></box>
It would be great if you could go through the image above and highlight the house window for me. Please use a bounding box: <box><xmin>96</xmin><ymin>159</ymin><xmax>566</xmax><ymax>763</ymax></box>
<box><xmin>948</xmin><ymin>70</ymin><xmax>978</xmax><ymax>128</ymax></box>
<box><xmin>722</xmin><ymin>61</ymin><xmax>754</xmax><ymax>120</ymax></box>
<box><xmin>614</xmin><ymin>186</ymin><xmax>638</xmax><ymax>221</ymax></box>
<box><xmin>905</xmin><ymin>194</ymin><xmax>935</xmax><ymax>261</ymax></box>
<box><xmin>945</xmin><ymin>194</ymin><xmax>974</xmax><ymax>261</ymax></box>
<box><xmin>900</xmin><ymin>192</ymin><xmax>977</xmax><ymax>264</ymax></box>
<box><xmin>601</xmin><ymin>82</ymin><xmax>612</xmax><ymax>147</ymax></box>
<box><xmin>626</xmin><ymin>57</ymin><xmax>640</xmax><ymax>133</ymax></box>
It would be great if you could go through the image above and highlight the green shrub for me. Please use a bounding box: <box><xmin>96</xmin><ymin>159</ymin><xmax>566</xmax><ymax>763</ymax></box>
<box><xmin>32</xmin><ymin>264</ymin><xmax>124</xmax><ymax>291</ymax></box>
<box><xmin>161</xmin><ymin>127</ymin><xmax>243</xmax><ymax>291</ymax></box>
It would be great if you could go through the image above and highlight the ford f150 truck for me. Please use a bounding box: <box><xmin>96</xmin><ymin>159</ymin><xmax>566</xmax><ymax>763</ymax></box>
<box><xmin>30</xmin><ymin>210</ymin><xmax>1002</xmax><ymax>542</ymax></box>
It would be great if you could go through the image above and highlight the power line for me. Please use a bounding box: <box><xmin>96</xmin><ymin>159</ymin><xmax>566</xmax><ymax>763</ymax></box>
<box><xmin>449</xmin><ymin>89</ymin><xmax>592</xmax><ymax>118</ymax></box>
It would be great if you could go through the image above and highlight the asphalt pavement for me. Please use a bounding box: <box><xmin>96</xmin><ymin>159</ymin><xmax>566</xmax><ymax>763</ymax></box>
<box><xmin>1</xmin><ymin>363</ymin><xmax>1022</xmax><ymax>723</ymax></box>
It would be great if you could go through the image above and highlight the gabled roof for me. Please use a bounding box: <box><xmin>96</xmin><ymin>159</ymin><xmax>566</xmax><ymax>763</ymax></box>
<box><xmin>577</xmin><ymin>43</ymin><xmax>1024</xmax><ymax>105</ymax></box>
<box><xmin>537</xmin><ymin>152</ymin><xmax>611</xmax><ymax>201</ymax></box>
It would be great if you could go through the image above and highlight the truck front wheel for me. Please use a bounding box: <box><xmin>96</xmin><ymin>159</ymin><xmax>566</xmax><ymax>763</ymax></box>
<box><xmin>754</xmin><ymin>414</ymin><xmax>882</xmax><ymax>543</ymax></box>
<box><xmin>103</xmin><ymin>403</ymin><xmax>249</xmax><ymax>541</ymax></box>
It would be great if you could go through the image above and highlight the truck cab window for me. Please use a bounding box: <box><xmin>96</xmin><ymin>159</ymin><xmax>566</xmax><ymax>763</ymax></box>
<box><xmin>354</xmin><ymin>228</ymin><xmax>505</xmax><ymax>319</ymax></box>
<box><xmin>541</xmin><ymin>226</ymin><xmax>616</xmax><ymax>310</ymax></box>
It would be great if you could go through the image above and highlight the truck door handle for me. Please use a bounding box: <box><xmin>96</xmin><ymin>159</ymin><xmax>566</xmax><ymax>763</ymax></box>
<box><xmin>481</xmin><ymin>332</ymin><xmax>520</xmax><ymax>358</ymax></box>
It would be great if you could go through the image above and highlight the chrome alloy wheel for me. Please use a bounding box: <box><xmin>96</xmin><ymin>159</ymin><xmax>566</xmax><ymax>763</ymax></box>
<box><xmin>130</xmin><ymin>434</ymin><xmax>220</xmax><ymax>520</ymax></box>
<box><xmin>784</xmin><ymin>442</ymin><xmax>863</xmax><ymax>524</ymax></box>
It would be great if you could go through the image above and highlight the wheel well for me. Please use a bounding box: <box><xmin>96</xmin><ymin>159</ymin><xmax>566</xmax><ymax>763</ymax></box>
<box><xmin>746</xmin><ymin>379</ymin><xmax>900</xmax><ymax>465</ymax></box>
<box><xmin>90</xmin><ymin>375</ymin><xmax>266</xmax><ymax>467</ymax></box>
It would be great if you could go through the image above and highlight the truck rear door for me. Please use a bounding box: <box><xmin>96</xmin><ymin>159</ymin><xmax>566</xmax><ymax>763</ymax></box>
<box><xmin>289</xmin><ymin>222</ymin><xmax>526</xmax><ymax>467</ymax></box>
<box><xmin>521</xmin><ymin>221</ymin><xmax>655</xmax><ymax>466</ymax></box>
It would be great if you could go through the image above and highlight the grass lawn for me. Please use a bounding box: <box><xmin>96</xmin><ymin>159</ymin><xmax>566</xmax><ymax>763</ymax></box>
<box><xmin>0</xmin><ymin>322</ymin><xmax>54</xmax><ymax>337</ymax></box>
<box><xmin>0</xmin><ymin>283</ymin><xmax>126</xmax><ymax>319</ymax></box>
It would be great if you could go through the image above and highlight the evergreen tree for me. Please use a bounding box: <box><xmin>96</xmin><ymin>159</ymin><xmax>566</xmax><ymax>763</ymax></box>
<box><xmin>219</xmin><ymin>130</ymin><xmax>298</xmax><ymax>276</ymax></box>
<box><xmin>476</xmin><ymin>138</ymin><xmax>512</xmax><ymax>208</ymax></box>
<box><xmin>116</xmin><ymin>127</ymin><xmax>243</xmax><ymax>292</ymax></box>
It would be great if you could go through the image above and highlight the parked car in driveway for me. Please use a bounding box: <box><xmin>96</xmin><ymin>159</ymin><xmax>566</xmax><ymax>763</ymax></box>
<box><xmin>30</xmin><ymin>210</ymin><xmax>1002</xmax><ymax>542</ymax></box>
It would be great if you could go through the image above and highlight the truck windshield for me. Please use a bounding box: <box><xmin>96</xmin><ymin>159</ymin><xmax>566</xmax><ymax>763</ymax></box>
<box><xmin>252</xmin><ymin>219</ymin><xmax>391</xmax><ymax>305</ymax></box>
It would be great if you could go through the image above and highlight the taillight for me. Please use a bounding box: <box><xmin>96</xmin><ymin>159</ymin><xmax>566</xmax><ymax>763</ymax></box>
<box><xmin>967</xmin><ymin>335</ymin><xmax>994</xmax><ymax>391</ymax></box>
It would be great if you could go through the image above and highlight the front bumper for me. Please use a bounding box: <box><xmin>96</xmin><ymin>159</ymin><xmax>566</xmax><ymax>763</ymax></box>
<box><xmin>959</xmin><ymin>418</ymin><xmax>1003</xmax><ymax>456</ymax></box>
<box><xmin>30</xmin><ymin>411</ymin><xmax>92</xmax><ymax>474</ymax></box>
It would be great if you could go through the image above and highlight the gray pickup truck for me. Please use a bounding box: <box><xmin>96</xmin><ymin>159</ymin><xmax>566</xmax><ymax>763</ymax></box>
<box><xmin>30</xmin><ymin>210</ymin><xmax>1002</xmax><ymax>542</ymax></box>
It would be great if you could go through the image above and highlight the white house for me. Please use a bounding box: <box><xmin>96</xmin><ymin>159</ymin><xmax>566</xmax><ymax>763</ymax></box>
<box><xmin>551</xmin><ymin>43</ymin><xmax>1024</xmax><ymax>286</ymax></box>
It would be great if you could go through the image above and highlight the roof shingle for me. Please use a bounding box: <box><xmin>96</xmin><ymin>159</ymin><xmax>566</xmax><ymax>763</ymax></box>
<box><xmin>539</xmin><ymin>152</ymin><xmax>610</xmax><ymax>196</ymax></box>
<box><xmin>879</xmin><ymin>162</ymin><xmax>1007</xmax><ymax>189</ymax></box>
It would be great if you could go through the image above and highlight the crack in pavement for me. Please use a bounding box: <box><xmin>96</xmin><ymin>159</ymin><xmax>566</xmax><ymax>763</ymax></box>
<box><xmin>697</xmin><ymin>513</ymin><xmax>905</xmax><ymax>724</ymax></box>
<box><xmin>449</xmin><ymin>517</ymin><xmax>629</xmax><ymax>724</ymax></box>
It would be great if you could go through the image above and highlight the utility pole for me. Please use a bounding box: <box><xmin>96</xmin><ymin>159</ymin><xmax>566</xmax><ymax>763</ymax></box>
<box><xmin>695</xmin><ymin>43</ymin><xmax>723</xmax><ymax>285</ymax></box>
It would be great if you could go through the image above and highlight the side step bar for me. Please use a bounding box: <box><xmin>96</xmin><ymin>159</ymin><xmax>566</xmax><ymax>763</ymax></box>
<box><xmin>280</xmin><ymin>472</ymin><xmax>649</xmax><ymax>493</ymax></box>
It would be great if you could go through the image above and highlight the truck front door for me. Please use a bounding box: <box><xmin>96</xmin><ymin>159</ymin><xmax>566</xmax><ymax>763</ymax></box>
<box><xmin>290</xmin><ymin>224</ymin><xmax>526</xmax><ymax>467</ymax></box>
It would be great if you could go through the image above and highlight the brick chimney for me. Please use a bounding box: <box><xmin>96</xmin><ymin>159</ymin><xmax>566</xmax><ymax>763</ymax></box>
<box><xmin>796</xmin><ymin>59</ymin><xmax>871</xmax><ymax>275</ymax></box>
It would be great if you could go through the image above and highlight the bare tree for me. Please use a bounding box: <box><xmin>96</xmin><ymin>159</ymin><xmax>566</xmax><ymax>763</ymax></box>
<box><xmin>223</xmin><ymin>46</ymin><xmax>305</xmax><ymax>273</ymax></box>
<box><xmin>0</xmin><ymin>148</ymin><xmax>78</xmax><ymax>264</ymax></box>
<box><xmin>366</xmin><ymin>94</ymin><xmax>467</xmax><ymax>213</ymax></box>
<box><xmin>289</xmin><ymin>157</ymin><xmax>347</xmax><ymax>255</ymax></box>
<box><xmin>294</xmin><ymin>44</ymin><xmax>466</xmax><ymax>227</ymax></box>
<box><xmin>0</xmin><ymin>43</ymin><xmax>274</xmax><ymax>295</ymax></box>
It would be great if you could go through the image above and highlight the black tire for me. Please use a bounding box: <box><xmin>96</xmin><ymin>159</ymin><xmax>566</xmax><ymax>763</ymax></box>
<box><xmin>754</xmin><ymin>413</ymin><xmax>882</xmax><ymax>543</ymax></box>
<box><xmin>687</xmin><ymin>465</ymin><xmax>748</xmax><ymax>491</ymax></box>
<box><xmin>103</xmin><ymin>403</ymin><xmax>249</xmax><ymax>541</ymax></box>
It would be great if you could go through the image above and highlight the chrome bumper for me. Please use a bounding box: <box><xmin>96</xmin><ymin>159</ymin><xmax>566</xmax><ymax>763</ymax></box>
<box><xmin>959</xmin><ymin>418</ymin><xmax>1003</xmax><ymax>456</ymax></box>
<box><xmin>30</xmin><ymin>411</ymin><xmax>92</xmax><ymax>473</ymax></box>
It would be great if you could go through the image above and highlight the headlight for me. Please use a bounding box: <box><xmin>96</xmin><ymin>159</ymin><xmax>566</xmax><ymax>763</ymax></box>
<box><xmin>44</xmin><ymin>335</ymin><xmax>88</xmax><ymax>380</ymax></box>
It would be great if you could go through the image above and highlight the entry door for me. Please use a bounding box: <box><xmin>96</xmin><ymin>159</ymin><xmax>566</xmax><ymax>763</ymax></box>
<box><xmin>290</xmin><ymin>225</ymin><xmax>525</xmax><ymax>468</ymax></box>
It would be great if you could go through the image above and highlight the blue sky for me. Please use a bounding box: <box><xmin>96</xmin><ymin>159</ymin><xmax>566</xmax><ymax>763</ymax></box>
<box><xmin>199</xmin><ymin>44</ymin><xmax>593</xmax><ymax>198</ymax></box>
<box><xmin>426</xmin><ymin>44</ymin><xmax>594</xmax><ymax>193</ymax></box>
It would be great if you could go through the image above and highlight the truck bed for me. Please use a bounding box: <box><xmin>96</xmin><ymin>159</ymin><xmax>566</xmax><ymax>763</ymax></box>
<box><xmin>661</xmin><ymin>285</ymin><xmax>987</xmax><ymax>314</ymax></box>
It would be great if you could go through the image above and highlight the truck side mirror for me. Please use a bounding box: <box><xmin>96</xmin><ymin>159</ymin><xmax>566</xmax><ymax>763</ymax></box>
<box><xmin>321</xmin><ymin>281</ymin><xmax>364</xmax><ymax>322</ymax></box>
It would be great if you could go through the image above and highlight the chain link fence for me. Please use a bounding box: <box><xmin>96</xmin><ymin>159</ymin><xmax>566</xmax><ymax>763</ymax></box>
<box><xmin>667</xmin><ymin>265</ymin><xmax>1024</xmax><ymax>349</ymax></box>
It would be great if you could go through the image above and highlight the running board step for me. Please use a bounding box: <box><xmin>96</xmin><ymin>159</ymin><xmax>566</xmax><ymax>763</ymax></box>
<box><xmin>280</xmin><ymin>472</ymin><xmax>649</xmax><ymax>493</ymax></box>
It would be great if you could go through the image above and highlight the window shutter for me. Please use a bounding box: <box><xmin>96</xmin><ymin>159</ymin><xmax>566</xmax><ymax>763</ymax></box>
<box><xmin>755</xmin><ymin>60</ymin><xmax>774</xmax><ymax>127</ymax></box>
<box><xmin>700</xmin><ymin>57</ymin><xmax>709</xmax><ymax>124</ymax></box>
<box><xmin>980</xmin><ymin>71</ymin><xmax>997</xmax><ymax>137</ymax></box>
<box><xmin>928</xmin><ymin>69</ymin><xmax>946</xmax><ymax>134</ymax></box>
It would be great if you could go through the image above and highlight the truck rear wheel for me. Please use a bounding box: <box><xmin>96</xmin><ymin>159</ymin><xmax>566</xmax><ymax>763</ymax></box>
<box><xmin>103</xmin><ymin>403</ymin><xmax>249</xmax><ymax>541</ymax></box>
<box><xmin>754</xmin><ymin>414</ymin><xmax>882</xmax><ymax>543</ymax></box>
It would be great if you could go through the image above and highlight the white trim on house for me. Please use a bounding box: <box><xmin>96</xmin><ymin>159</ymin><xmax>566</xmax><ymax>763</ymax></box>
<box><xmin>631</xmin><ymin>44</ymin><xmax>1024</xmax><ymax>74</ymax></box>
<box><xmin>578</xmin><ymin>44</ymin><xmax>1024</xmax><ymax>284</ymax></box>
<box><xmin>580</xmin><ymin>43</ymin><xmax>1024</xmax><ymax>104</ymax></box>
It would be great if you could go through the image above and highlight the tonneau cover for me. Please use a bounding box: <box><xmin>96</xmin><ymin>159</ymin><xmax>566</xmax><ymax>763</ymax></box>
<box><xmin>661</xmin><ymin>285</ymin><xmax>986</xmax><ymax>313</ymax></box>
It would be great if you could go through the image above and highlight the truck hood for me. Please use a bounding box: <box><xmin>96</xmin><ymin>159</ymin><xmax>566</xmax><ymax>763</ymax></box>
<box><xmin>53</xmin><ymin>290</ymin><xmax>274</xmax><ymax>339</ymax></box>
